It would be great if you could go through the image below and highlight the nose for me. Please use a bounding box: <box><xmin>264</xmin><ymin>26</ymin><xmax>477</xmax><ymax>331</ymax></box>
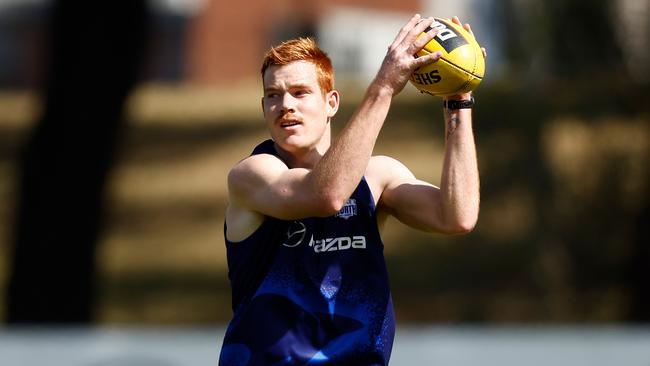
<box><xmin>280</xmin><ymin>93</ymin><xmax>296</xmax><ymax>114</ymax></box>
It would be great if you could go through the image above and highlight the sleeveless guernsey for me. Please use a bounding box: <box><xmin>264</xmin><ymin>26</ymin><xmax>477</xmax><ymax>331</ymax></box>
<box><xmin>219</xmin><ymin>139</ymin><xmax>395</xmax><ymax>366</ymax></box>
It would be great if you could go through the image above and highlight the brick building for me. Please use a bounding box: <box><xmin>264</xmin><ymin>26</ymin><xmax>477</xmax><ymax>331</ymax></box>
<box><xmin>184</xmin><ymin>0</ymin><xmax>422</xmax><ymax>86</ymax></box>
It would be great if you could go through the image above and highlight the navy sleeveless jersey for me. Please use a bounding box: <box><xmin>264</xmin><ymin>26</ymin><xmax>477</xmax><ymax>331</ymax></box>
<box><xmin>219</xmin><ymin>139</ymin><xmax>395</xmax><ymax>366</ymax></box>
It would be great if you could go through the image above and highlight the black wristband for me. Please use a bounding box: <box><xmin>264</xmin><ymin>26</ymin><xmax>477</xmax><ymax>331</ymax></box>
<box><xmin>443</xmin><ymin>96</ymin><xmax>475</xmax><ymax>110</ymax></box>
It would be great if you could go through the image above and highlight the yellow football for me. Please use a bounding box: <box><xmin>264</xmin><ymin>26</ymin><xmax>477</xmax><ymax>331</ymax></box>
<box><xmin>409</xmin><ymin>17</ymin><xmax>486</xmax><ymax>97</ymax></box>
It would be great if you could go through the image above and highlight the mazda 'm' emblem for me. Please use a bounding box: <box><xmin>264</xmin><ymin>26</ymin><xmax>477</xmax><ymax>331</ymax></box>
<box><xmin>283</xmin><ymin>221</ymin><xmax>307</xmax><ymax>247</ymax></box>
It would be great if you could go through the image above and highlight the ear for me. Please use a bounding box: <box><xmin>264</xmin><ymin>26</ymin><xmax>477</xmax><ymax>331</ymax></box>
<box><xmin>326</xmin><ymin>90</ymin><xmax>340</xmax><ymax>118</ymax></box>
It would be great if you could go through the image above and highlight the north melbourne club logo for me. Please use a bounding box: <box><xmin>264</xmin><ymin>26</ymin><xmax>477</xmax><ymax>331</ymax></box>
<box><xmin>335</xmin><ymin>199</ymin><xmax>357</xmax><ymax>220</ymax></box>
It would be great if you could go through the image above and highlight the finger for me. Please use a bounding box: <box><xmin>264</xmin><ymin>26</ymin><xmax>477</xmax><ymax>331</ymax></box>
<box><xmin>454</xmin><ymin>18</ymin><xmax>478</xmax><ymax>42</ymax></box>
<box><xmin>464</xmin><ymin>23</ymin><xmax>474</xmax><ymax>37</ymax></box>
<box><xmin>413</xmin><ymin>51</ymin><xmax>442</xmax><ymax>69</ymax></box>
<box><xmin>451</xmin><ymin>16</ymin><xmax>475</xmax><ymax>39</ymax></box>
<box><xmin>481</xmin><ymin>47</ymin><xmax>487</xmax><ymax>59</ymax></box>
<box><xmin>411</xmin><ymin>26</ymin><xmax>439</xmax><ymax>54</ymax></box>
<box><xmin>400</xmin><ymin>16</ymin><xmax>435</xmax><ymax>50</ymax></box>
<box><xmin>391</xmin><ymin>14</ymin><xmax>422</xmax><ymax>49</ymax></box>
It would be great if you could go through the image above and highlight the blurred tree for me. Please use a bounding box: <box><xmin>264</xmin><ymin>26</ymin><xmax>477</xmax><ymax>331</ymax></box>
<box><xmin>544</xmin><ymin>0</ymin><xmax>648</xmax><ymax>322</ymax></box>
<box><xmin>545</xmin><ymin>0</ymin><xmax>626</xmax><ymax>81</ymax></box>
<box><xmin>501</xmin><ymin>0</ymin><xmax>628</xmax><ymax>86</ymax></box>
<box><xmin>5</xmin><ymin>0</ymin><xmax>150</xmax><ymax>323</ymax></box>
<box><xmin>468</xmin><ymin>0</ymin><xmax>649</xmax><ymax>323</ymax></box>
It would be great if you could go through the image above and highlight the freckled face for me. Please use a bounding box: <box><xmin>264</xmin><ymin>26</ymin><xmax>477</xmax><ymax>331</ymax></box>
<box><xmin>262</xmin><ymin>61</ymin><xmax>338</xmax><ymax>155</ymax></box>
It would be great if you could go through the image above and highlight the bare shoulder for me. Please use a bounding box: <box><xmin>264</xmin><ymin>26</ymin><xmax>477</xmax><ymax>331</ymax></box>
<box><xmin>226</xmin><ymin>153</ymin><xmax>288</xmax><ymax>242</ymax></box>
<box><xmin>229</xmin><ymin>152</ymin><xmax>288</xmax><ymax>178</ymax></box>
<box><xmin>228</xmin><ymin>153</ymin><xmax>288</xmax><ymax>196</ymax></box>
<box><xmin>365</xmin><ymin>155</ymin><xmax>416</xmax><ymax>205</ymax></box>
<box><xmin>367</xmin><ymin>155</ymin><xmax>415</xmax><ymax>185</ymax></box>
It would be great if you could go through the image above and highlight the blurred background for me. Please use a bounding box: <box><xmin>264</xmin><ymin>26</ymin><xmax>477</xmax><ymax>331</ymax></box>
<box><xmin>0</xmin><ymin>0</ymin><xmax>649</xmax><ymax>364</ymax></box>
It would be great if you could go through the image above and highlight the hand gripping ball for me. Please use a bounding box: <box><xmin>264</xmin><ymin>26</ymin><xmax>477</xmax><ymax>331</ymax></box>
<box><xmin>409</xmin><ymin>18</ymin><xmax>486</xmax><ymax>97</ymax></box>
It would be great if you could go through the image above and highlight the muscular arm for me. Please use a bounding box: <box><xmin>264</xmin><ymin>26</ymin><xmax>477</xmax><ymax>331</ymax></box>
<box><xmin>439</xmin><ymin>101</ymin><xmax>480</xmax><ymax>232</ymax></box>
<box><xmin>376</xmin><ymin>96</ymin><xmax>479</xmax><ymax>234</ymax></box>
<box><xmin>377</xmin><ymin>17</ymin><xmax>481</xmax><ymax>235</ymax></box>
<box><xmin>306</xmin><ymin>85</ymin><xmax>394</xmax><ymax>215</ymax></box>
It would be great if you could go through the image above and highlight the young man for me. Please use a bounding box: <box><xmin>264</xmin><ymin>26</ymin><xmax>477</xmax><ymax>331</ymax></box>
<box><xmin>220</xmin><ymin>14</ymin><xmax>481</xmax><ymax>365</ymax></box>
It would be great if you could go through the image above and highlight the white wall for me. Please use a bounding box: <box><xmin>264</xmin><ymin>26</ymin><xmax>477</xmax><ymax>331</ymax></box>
<box><xmin>319</xmin><ymin>7</ymin><xmax>412</xmax><ymax>86</ymax></box>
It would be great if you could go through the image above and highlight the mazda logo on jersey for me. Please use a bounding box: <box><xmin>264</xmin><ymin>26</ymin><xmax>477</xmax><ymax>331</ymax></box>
<box><xmin>283</xmin><ymin>221</ymin><xmax>307</xmax><ymax>247</ymax></box>
<box><xmin>310</xmin><ymin>236</ymin><xmax>367</xmax><ymax>253</ymax></box>
<box><xmin>283</xmin><ymin>220</ymin><xmax>367</xmax><ymax>253</ymax></box>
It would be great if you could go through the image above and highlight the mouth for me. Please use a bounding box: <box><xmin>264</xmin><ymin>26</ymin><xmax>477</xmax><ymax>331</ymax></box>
<box><xmin>278</xmin><ymin>119</ymin><xmax>302</xmax><ymax>128</ymax></box>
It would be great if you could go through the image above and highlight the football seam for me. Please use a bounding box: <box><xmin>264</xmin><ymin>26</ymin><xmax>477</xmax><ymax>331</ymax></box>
<box><xmin>440</xmin><ymin>57</ymin><xmax>483</xmax><ymax>80</ymax></box>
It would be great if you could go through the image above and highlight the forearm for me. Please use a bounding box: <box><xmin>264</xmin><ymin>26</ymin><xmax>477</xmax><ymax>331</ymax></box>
<box><xmin>310</xmin><ymin>84</ymin><xmax>393</xmax><ymax>210</ymax></box>
<box><xmin>439</xmin><ymin>106</ymin><xmax>480</xmax><ymax>232</ymax></box>
<box><xmin>305</xmin><ymin>14</ymin><xmax>439</xmax><ymax>213</ymax></box>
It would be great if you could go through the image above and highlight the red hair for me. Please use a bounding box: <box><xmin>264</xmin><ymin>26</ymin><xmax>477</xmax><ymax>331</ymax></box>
<box><xmin>261</xmin><ymin>37</ymin><xmax>335</xmax><ymax>93</ymax></box>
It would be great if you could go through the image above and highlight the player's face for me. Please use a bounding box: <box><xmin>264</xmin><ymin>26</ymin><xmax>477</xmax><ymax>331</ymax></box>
<box><xmin>262</xmin><ymin>61</ymin><xmax>338</xmax><ymax>155</ymax></box>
